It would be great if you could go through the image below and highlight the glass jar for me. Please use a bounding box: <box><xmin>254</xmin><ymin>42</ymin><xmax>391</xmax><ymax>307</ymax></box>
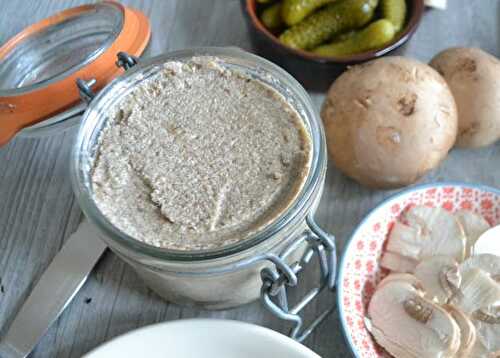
<box><xmin>71</xmin><ymin>47</ymin><xmax>336</xmax><ymax>341</ymax></box>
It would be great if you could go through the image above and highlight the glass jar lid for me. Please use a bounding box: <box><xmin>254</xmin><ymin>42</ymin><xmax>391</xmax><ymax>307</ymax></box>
<box><xmin>0</xmin><ymin>1</ymin><xmax>150</xmax><ymax>145</ymax></box>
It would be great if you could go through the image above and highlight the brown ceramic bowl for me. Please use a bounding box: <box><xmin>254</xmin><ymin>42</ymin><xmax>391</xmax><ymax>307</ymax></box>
<box><xmin>242</xmin><ymin>0</ymin><xmax>425</xmax><ymax>91</ymax></box>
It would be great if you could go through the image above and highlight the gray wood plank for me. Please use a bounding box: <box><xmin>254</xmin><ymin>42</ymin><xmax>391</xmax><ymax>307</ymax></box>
<box><xmin>0</xmin><ymin>1</ymin><xmax>498</xmax><ymax>357</ymax></box>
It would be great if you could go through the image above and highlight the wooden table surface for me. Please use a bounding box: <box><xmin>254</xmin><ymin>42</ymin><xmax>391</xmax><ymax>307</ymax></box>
<box><xmin>0</xmin><ymin>1</ymin><xmax>499</xmax><ymax>357</ymax></box>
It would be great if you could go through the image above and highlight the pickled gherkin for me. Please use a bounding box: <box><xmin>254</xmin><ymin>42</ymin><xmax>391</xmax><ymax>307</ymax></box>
<box><xmin>279</xmin><ymin>0</ymin><xmax>379</xmax><ymax>50</ymax></box>
<box><xmin>333</xmin><ymin>30</ymin><xmax>357</xmax><ymax>42</ymax></box>
<box><xmin>312</xmin><ymin>19</ymin><xmax>395</xmax><ymax>56</ymax></box>
<box><xmin>381</xmin><ymin>0</ymin><xmax>407</xmax><ymax>32</ymax></box>
<box><xmin>261</xmin><ymin>2</ymin><xmax>284</xmax><ymax>29</ymax></box>
<box><xmin>281</xmin><ymin>0</ymin><xmax>336</xmax><ymax>26</ymax></box>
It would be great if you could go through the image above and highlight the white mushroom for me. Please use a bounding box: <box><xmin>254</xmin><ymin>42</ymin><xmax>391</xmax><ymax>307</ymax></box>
<box><xmin>450</xmin><ymin>258</ymin><xmax>500</xmax><ymax>357</ymax></box>
<box><xmin>404</xmin><ymin>206</ymin><xmax>466</xmax><ymax>262</ymax></box>
<box><xmin>455</xmin><ymin>210</ymin><xmax>491</xmax><ymax>257</ymax></box>
<box><xmin>473</xmin><ymin>225</ymin><xmax>500</xmax><ymax>257</ymax></box>
<box><xmin>475</xmin><ymin>320</ymin><xmax>500</xmax><ymax>354</ymax></box>
<box><xmin>369</xmin><ymin>208</ymin><xmax>500</xmax><ymax>357</ymax></box>
<box><xmin>430</xmin><ymin>47</ymin><xmax>500</xmax><ymax>148</ymax></box>
<box><xmin>470</xmin><ymin>304</ymin><xmax>500</xmax><ymax>357</ymax></box>
<box><xmin>451</xmin><ymin>268</ymin><xmax>500</xmax><ymax>315</ymax></box>
<box><xmin>414</xmin><ymin>256</ymin><xmax>459</xmax><ymax>304</ymax></box>
<box><xmin>474</xmin><ymin>305</ymin><xmax>500</xmax><ymax>325</ymax></box>
<box><xmin>365</xmin><ymin>315</ymin><xmax>419</xmax><ymax>358</ymax></box>
<box><xmin>381</xmin><ymin>251</ymin><xmax>419</xmax><ymax>273</ymax></box>
<box><xmin>370</xmin><ymin>324</ymin><xmax>420</xmax><ymax>358</ymax></box>
<box><xmin>468</xmin><ymin>341</ymin><xmax>498</xmax><ymax>358</ymax></box>
<box><xmin>383</xmin><ymin>207</ymin><xmax>466</xmax><ymax>272</ymax></box>
<box><xmin>381</xmin><ymin>221</ymin><xmax>422</xmax><ymax>273</ymax></box>
<box><xmin>386</xmin><ymin>221</ymin><xmax>424</xmax><ymax>261</ymax></box>
<box><xmin>378</xmin><ymin>273</ymin><xmax>424</xmax><ymax>291</ymax></box>
<box><xmin>321</xmin><ymin>56</ymin><xmax>458</xmax><ymax>189</ymax></box>
<box><xmin>460</xmin><ymin>254</ymin><xmax>500</xmax><ymax>281</ymax></box>
<box><xmin>444</xmin><ymin>304</ymin><xmax>477</xmax><ymax>357</ymax></box>
<box><xmin>368</xmin><ymin>280</ymin><xmax>461</xmax><ymax>358</ymax></box>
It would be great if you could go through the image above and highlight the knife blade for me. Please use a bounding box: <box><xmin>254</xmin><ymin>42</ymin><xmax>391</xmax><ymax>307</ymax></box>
<box><xmin>0</xmin><ymin>219</ymin><xmax>106</xmax><ymax>358</ymax></box>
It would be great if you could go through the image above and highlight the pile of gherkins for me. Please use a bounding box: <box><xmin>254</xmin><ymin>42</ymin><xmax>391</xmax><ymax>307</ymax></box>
<box><xmin>258</xmin><ymin>0</ymin><xmax>407</xmax><ymax>57</ymax></box>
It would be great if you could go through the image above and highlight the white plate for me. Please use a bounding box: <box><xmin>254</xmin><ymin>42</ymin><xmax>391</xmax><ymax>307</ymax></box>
<box><xmin>84</xmin><ymin>319</ymin><xmax>320</xmax><ymax>358</ymax></box>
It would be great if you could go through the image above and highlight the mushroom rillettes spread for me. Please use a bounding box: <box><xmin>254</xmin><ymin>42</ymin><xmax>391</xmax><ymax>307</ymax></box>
<box><xmin>91</xmin><ymin>57</ymin><xmax>312</xmax><ymax>251</ymax></box>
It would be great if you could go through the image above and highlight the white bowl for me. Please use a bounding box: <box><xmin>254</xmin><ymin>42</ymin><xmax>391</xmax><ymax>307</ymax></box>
<box><xmin>84</xmin><ymin>319</ymin><xmax>320</xmax><ymax>358</ymax></box>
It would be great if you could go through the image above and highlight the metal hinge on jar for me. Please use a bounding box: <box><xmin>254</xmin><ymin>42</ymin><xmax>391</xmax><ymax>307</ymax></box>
<box><xmin>115</xmin><ymin>52</ymin><xmax>139</xmax><ymax>71</ymax></box>
<box><xmin>76</xmin><ymin>78</ymin><xmax>97</xmax><ymax>103</ymax></box>
<box><xmin>76</xmin><ymin>52</ymin><xmax>139</xmax><ymax>103</ymax></box>
<box><xmin>258</xmin><ymin>214</ymin><xmax>337</xmax><ymax>342</ymax></box>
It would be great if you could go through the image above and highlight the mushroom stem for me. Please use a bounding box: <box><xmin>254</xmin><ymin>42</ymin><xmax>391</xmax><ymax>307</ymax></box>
<box><xmin>404</xmin><ymin>297</ymin><xmax>434</xmax><ymax>323</ymax></box>
<box><xmin>441</xmin><ymin>264</ymin><xmax>461</xmax><ymax>300</ymax></box>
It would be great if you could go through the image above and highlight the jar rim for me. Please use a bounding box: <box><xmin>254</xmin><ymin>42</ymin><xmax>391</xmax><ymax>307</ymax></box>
<box><xmin>71</xmin><ymin>47</ymin><xmax>327</xmax><ymax>262</ymax></box>
<box><xmin>0</xmin><ymin>1</ymin><xmax>124</xmax><ymax>96</ymax></box>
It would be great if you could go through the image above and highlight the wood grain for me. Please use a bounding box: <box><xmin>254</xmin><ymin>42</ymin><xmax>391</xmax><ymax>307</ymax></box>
<box><xmin>0</xmin><ymin>0</ymin><xmax>498</xmax><ymax>357</ymax></box>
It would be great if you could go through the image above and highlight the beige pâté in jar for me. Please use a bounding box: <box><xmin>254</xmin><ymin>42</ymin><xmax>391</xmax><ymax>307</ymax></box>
<box><xmin>90</xmin><ymin>56</ymin><xmax>312</xmax><ymax>251</ymax></box>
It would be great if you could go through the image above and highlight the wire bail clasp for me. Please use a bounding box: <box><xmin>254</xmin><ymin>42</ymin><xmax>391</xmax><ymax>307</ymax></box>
<box><xmin>259</xmin><ymin>214</ymin><xmax>337</xmax><ymax>342</ymax></box>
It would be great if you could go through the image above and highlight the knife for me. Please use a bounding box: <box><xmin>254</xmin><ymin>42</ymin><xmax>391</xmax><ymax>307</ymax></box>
<box><xmin>0</xmin><ymin>219</ymin><xmax>107</xmax><ymax>358</ymax></box>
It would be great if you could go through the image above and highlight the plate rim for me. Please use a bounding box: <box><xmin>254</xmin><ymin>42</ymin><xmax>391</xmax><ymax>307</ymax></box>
<box><xmin>84</xmin><ymin>318</ymin><xmax>321</xmax><ymax>358</ymax></box>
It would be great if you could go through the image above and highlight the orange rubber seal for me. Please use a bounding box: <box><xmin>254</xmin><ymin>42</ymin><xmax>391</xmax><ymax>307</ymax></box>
<box><xmin>0</xmin><ymin>1</ymin><xmax>151</xmax><ymax>146</ymax></box>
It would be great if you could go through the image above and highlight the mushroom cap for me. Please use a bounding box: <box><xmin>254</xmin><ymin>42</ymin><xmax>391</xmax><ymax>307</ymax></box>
<box><xmin>370</xmin><ymin>325</ymin><xmax>420</xmax><ymax>358</ymax></box>
<box><xmin>452</xmin><ymin>268</ymin><xmax>500</xmax><ymax>315</ymax></box>
<box><xmin>321</xmin><ymin>56</ymin><xmax>458</xmax><ymax>188</ymax></box>
<box><xmin>378</xmin><ymin>273</ymin><xmax>424</xmax><ymax>291</ymax></box>
<box><xmin>404</xmin><ymin>206</ymin><xmax>466</xmax><ymax>262</ymax></box>
<box><xmin>455</xmin><ymin>210</ymin><xmax>491</xmax><ymax>257</ymax></box>
<box><xmin>381</xmin><ymin>251</ymin><xmax>419</xmax><ymax>273</ymax></box>
<box><xmin>430</xmin><ymin>47</ymin><xmax>500</xmax><ymax>148</ymax></box>
<box><xmin>414</xmin><ymin>256</ymin><xmax>458</xmax><ymax>304</ymax></box>
<box><xmin>452</xmin><ymin>268</ymin><xmax>500</xmax><ymax>357</ymax></box>
<box><xmin>468</xmin><ymin>339</ymin><xmax>491</xmax><ymax>358</ymax></box>
<box><xmin>460</xmin><ymin>254</ymin><xmax>500</xmax><ymax>280</ymax></box>
<box><xmin>444</xmin><ymin>304</ymin><xmax>477</xmax><ymax>357</ymax></box>
<box><xmin>472</xmin><ymin>226</ymin><xmax>500</xmax><ymax>257</ymax></box>
<box><xmin>368</xmin><ymin>281</ymin><xmax>460</xmax><ymax>357</ymax></box>
<box><xmin>386</xmin><ymin>221</ymin><xmax>423</xmax><ymax>261</ymax></box>
<box><xmin>473</xmin><ymin>317</ymin><xmax>500</xmax><ymax>354</ymax></box>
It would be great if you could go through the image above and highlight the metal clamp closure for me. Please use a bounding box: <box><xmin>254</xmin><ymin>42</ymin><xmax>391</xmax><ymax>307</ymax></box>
<box><xmin>259</xmin><ymin>214</ymin><xmax>337</xmax><ymax>342</ymax></box>
<box><xmin>76</xmin><ymin>78</ymin><xmax>96</xmax><ymax>103</ymax></box>
<box><xmin>116</xmin><ymin>52</ymin><xmax>139</xmax><ymax>71</ymax></box>
<box><xmin>75</xmin><ymin>52</ymin><xmax>139</xmax><ymax>104</ymax></box>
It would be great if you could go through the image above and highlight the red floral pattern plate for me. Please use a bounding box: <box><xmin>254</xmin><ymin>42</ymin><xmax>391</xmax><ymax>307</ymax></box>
<box><xmin>337</xmin><ymin>182</ymin><xmax>500</xmax><ymax>358</ymax></box>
